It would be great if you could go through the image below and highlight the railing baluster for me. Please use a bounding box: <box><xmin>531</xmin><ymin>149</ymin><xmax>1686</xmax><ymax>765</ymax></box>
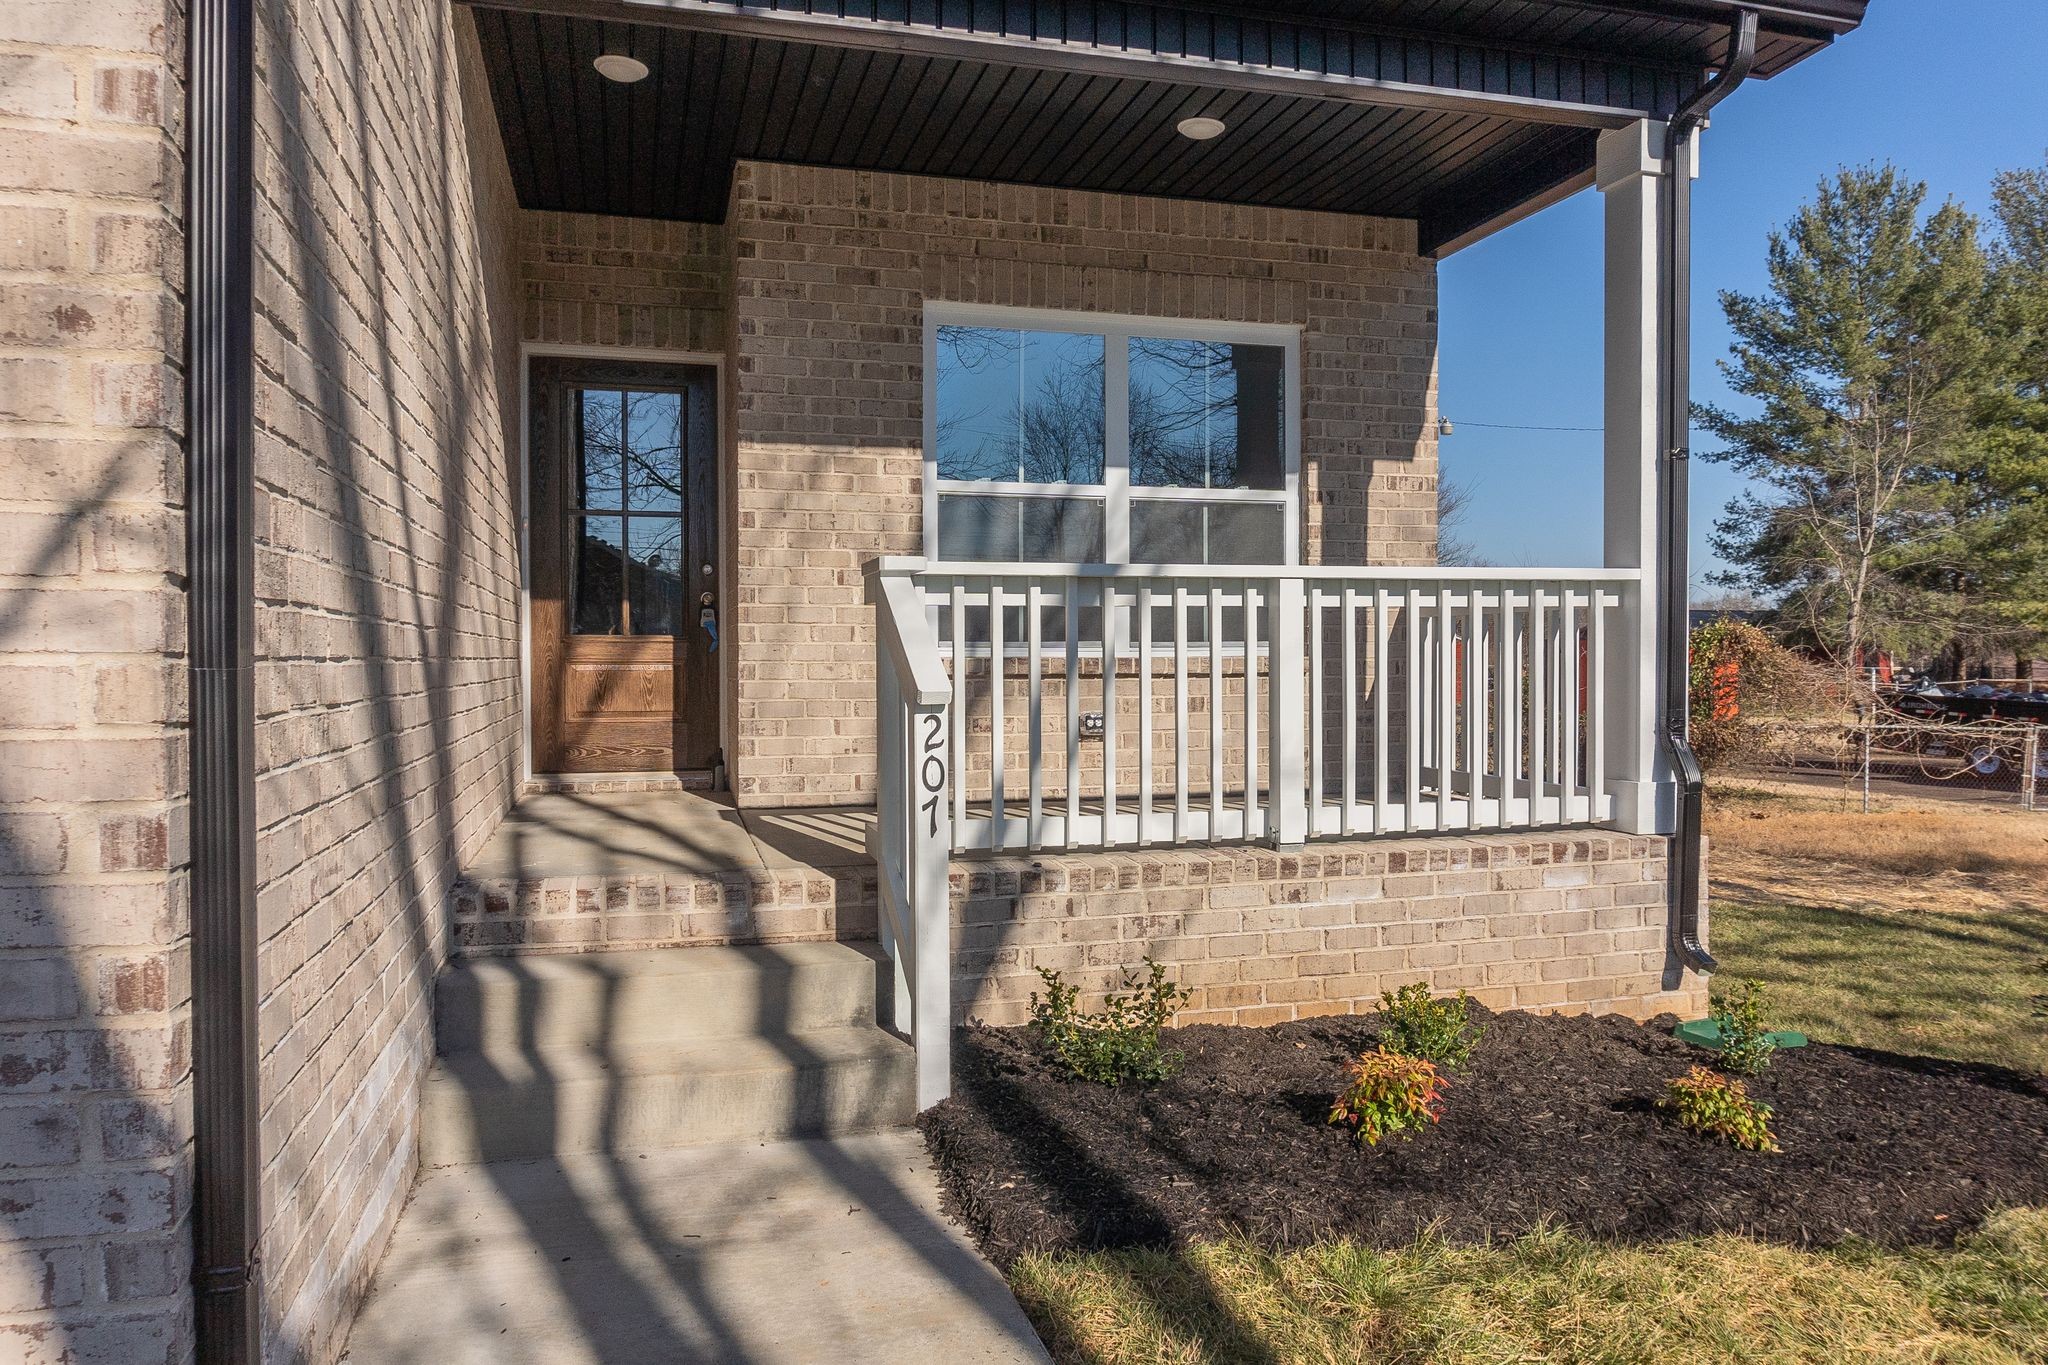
<box><xmin>1139</xmin><ymin>582</ymin><xmax>1154</xmax><ymax>847</ymax></box>
<box><xmin>1561</xmin><ymin>587</ymin><xmax>1579</xmax><ymax>821</ymax></box>
<box><xmin>1405</xmin><ymin>585</ymin><xmax>1422</xmax><ymax>829</ymax></box>
<box><xmin>1375</xmin><ymin>586</ymin><xmax>1393</xmax><ymax>833</ymax></box>
<box><xmin>1065</xmin><ymin>577</ymin><xmax>1081</xmax><ymax>851</ymax></box>
<box><xmin>1507</xmin><ymin>585</ymin><xmax>1523</xmax><ymax>822</ymax></box>
<box><xmin>1589</xmin><ymin>588</ymin><xmax>1608</xmax><ymax>823</ymax></box>
<box><xmin>1209</xmin><ymin>581</ymin><xmax>1224</xmax><ymax>840</ymax></box>
<box><xmin>1174</xmin><ymin>583</ymin><xmax>1190</xmax><ymax>843</ymax></box>
<box><xmin>1027</xmin><ymin>577</ymin><xmax>1043</xmax><ymax>851</ymax></box>
<box><xmin>1243</xmin><ymin>579</ymin><xmax>1259</xmax><ymax>841</ymax></box>
<box><xmin>1465</xmin><ymin>586</ymin><xmax>1484</xmax><ymax>825</ymax></box>
<box><xmin>1101</xmin><ymin>577</ymin><xmax>1119</xmax><ymax>850</ymax></box>
<box><xmin>1540</xmin><ymin>581</ymin><xmax>1548</xmax><ymax>822</ymax></box>
<box><xmin>988</xmin><ymin>575</ymin><xmax>1005</xmax><ymax>848</ymax></box>
<box><xmin>950</xmin><ymin>578</ymin><xmax>967</xmax><ymax>833</ymax></box>
<box><xmin>1341</xmin><ymin>585</ymin><xmax>1358</xmax><ymax>837</ymax></box>
<box><xmin>1495</xmin><ymin>580</ymin><xmax>1514</xmax><ymax>830</ymax></box>
<box><xmin>1439</xmin><ymin>585</ymin><xmax>1458</xmax><ymax>828</ymax></box>
<box><xmin>1309</xmin><ymin>584</ymin><xmax>1325</xmax><ymax>836</ymax></box>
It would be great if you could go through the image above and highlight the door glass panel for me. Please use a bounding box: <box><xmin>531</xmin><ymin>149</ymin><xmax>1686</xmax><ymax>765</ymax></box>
<box><xmin>624</xmin><ymin>390</ymin><xmax>683</xmax><ymax>512</ymax></box>
<box><xmin>577</xmin><ymin>390</ymin><xmax>624</xmax><ymax>509</ymax></box>
<box><xmin>572</xmin><ymin>515</ymin><xmax>624</xmax><ymax>634</ymax></box>
<box><xmin>1128</xmin><ymin>338</ymin><xmax>1285</xmax><ymax>490</ymax></box>
<box><xmin>934</xmin><ymin>326</ymin><xmax>1105</xmax><ymax>484</ymax></box>
<box><xmin>627</xmin><ymin>517</ymin><xmax>685</xmax><ymax>636</ymax></box>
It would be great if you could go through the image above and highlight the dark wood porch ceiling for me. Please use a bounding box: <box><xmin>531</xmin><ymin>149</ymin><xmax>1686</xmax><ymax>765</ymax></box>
<box><xmin>464</xmin><ymin>0</ymin><xmax>1864</xmax><ymax>254</ymax></box>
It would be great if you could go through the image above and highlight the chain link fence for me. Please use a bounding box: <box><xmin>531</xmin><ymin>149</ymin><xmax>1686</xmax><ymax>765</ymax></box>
<box><xmin>1717</xmin><ymin>714</ymin><xmax>2044</xmax><ymax>812</ymax></box>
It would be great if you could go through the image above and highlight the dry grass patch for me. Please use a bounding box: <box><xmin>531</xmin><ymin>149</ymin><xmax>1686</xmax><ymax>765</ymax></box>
<box><xmin>1013</xmin><ymin>1211</ymin><xmax>2048</xmax><ymax>1365</ymax></box>
<box><xmin>1705</xmin><ymin>780</ymin><xmax>2048</xmax><ymax>916</ymax></box>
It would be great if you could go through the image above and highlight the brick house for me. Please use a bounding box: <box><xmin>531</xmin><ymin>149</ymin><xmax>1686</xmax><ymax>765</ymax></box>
<box><xmin>0</xmin><ymin>1</ymin><xmax>1867</xmax><ymax>1362</ymax></box>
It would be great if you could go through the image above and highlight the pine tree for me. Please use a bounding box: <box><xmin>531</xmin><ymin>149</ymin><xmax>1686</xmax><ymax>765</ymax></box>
<box><xmin>1698</xmin><ymin>166</ymin><xmax>1993</xmax><ymax>668</ymax></box>
<box><xmin>1958</xmin><ymin>154</ymin><xmax>2048</xmax><ymax>672</ymax></box>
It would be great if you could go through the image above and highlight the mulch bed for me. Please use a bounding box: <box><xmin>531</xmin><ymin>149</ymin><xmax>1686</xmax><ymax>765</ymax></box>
<box><xmin>919</xmin><ymin>1008</ymin><xmax>2048</xmax><ymax>1266</ymax></box>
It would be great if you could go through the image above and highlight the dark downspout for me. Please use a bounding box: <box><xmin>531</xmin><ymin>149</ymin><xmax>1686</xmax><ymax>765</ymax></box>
<box><xmin>189</xmin><ymin>0</ymin><xmax>262</xmax><ymax>1358</ymax></box>
<box><xmin>1659</xmin><ymin>9</ymin><xmax>1758</xmax><ymax>976</ymax></box>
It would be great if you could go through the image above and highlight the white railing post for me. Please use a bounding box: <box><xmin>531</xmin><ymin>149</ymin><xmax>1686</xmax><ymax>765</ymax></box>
<box><xmin>1598</xmin><ymin>119</ymin><xmax>1676</xmax><ymax>834</ymax></box>
<box><xmin>1269</xmin><ymin>575</ymin><xmax>1308</xmax><ymax>847</ymax></box>
<box><xmin>905</xmin><ymin>696</ymin><xmax>952</xmax><ymax>1110</ymax></box>
<box><xmin>864</xmin><ymin>558</ymin><xmax>954</xmax><ymax>1108</ymax></box>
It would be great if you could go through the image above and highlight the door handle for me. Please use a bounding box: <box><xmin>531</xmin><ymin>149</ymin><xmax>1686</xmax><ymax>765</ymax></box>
<box><xmin>699</xmin><ymin>603</ymin><xmax>718</xmax><ymax>652</ymax></box>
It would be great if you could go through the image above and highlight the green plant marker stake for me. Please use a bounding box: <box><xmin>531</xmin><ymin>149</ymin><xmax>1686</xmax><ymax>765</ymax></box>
<box><xmin>1673</xmin><ymin>1018</ymin><xmax>1808</xmax><ymax>1050</ymax></box>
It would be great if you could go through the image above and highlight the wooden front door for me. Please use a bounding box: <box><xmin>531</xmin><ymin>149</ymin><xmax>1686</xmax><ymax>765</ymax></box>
<box><xmin>530</xmin><ymin>357</ymin><xmax>720</xmax><ymax>774</ymax></box>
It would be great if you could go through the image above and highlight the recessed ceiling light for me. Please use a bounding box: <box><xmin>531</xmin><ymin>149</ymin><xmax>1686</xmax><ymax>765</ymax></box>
<box><xmin>1176</xmin><ymin>116</ymin><xmax>1227</xmax><ymax>141</ymax></box>
<box><xmin>593</xmin><ymin>53</ymin><xmax>650</xmax><ymax>84</ymax></box>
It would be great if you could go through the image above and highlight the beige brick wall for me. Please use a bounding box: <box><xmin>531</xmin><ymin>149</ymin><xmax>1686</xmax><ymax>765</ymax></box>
<box><xmin>0</xmin><ymin>1</ymin><xmax>193</xmax><ymax>1361</ymax></box>
<box><xmin>954</xmin><ymin>833</ymin><xmax>1707</xmax><ymax>1027</ymax></box>
<box><xmin>517</xmin><ymin>212</ymin><xmax>728</xmax><ymax>352</ymax></box>
<box><xmin>248</xmin><ymin>5</ymin><xmax>522</xmax><ymax>1362</ymax></box>
<box><xmin>726</xmin><ymin>163</ymin><xmax>1439</xmax><ymax>808</ymax></box>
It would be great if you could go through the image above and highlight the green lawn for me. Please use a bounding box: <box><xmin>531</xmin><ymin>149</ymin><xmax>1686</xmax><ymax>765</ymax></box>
<box><xmin>1711</xmin><ymin>895</ymin><xmax>2048</xmax><ymax>1075</ymax></box>
<box><xmin>1003</xmin><ymin>815</ymin><xmax>2048</xmax><ymax>1363</ymax></box>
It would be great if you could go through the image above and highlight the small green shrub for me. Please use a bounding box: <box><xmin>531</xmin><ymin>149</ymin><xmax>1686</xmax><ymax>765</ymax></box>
<box><xmin>1712</xmin><ymin>978</ymin><xmax>1778</xmax><ymax>1076</ymax></box>
<box><xmin>1377</xmin><ymin>982</ymin><xmax>1486</xmax><ymax>1070</ymax></box>
<box><xmin>1660</xmin><ymin>1066</ymin><xmax>1780</xmax><ymax>1152</ymax></box>
<box><xmin>1328</xmin><ymin>1048</ymin><xmax>1448</xmax><ymax>1146</ymax></box>
<box><xmin>1029</xmin><ymin>959</ymin><xmax>1193</xmax><ymax>1086</ymax></box>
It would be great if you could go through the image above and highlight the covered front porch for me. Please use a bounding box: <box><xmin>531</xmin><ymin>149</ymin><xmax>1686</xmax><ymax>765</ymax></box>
<box><xmin>435</xmin><ymin>0</ymin><xmax>1809</xmax><ymax>1111</ymax></box>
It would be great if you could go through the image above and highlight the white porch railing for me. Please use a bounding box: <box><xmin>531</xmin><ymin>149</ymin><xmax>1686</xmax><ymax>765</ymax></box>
<box><xmin>867</xmin><ymin>558</ymin><xmax>1642</xmax><ymax>1104</ymax></box>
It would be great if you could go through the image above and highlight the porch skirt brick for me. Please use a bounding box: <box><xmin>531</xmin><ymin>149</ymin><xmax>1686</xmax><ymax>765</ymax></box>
<box><xmin>950</xmin><ymin>832</ymin><xmax>1707</xmax><ymax>1027</ymax></box>
<box><xmin>450</xmin><ymin>831</ymin><xmax>1706</xmax><ymax>1024</ymax></box>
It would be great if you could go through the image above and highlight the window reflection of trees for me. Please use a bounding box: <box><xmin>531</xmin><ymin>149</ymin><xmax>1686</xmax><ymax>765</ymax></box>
<box><xmin>570</xmin><ymin>387</ymin><xmax>689</xmax><ymax>636</ymax></box>
<box><xmin>1128</xmin><ymin>338</ymin><xmax>1284</xmax><ymax>490</ymax></box>
<box><xmin>935</xmin><ymin>327</ymin><xmax>1105</xmax><ymax>484</ymax></box>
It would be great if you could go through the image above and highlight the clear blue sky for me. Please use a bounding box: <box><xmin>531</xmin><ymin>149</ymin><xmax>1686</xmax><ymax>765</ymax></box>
<box><xmin>1438</xmin><ymin>0</ymin><xmax>2048</xmax><ymax>593</ymax></box>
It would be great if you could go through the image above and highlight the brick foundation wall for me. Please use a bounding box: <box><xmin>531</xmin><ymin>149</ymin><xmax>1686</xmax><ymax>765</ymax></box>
<box><xmin>248</xmin><ymin>6</ymin><xmax>522</xmax><ymax>1362</ymax></box>
<box><xmin>952</xmin><ymin>833</ymin><xmax>1707</xmax><ymax>1027</ymax></box>
<box><xmin>726</xmin><ymin>163</ymin><xmax>1439</xmax><ymax>808</ymax></box>
<box><xmin>0</xmin><ymin>1</ymin><xmax>193</xmax><ymax>1361</ymax></box>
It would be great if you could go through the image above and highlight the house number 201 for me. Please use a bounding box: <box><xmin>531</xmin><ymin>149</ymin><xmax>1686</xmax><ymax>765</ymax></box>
<box><xmin>918</xmin><ymin>712</ymin><xmax>946</xmax><ymax>837</ymax></box>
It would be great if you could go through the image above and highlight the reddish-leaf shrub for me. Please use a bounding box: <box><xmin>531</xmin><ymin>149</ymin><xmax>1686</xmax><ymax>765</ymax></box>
<box><xmin>1660</xmin><ymin>1065</ymin><xmax>1780</xmax><ymax>1153</ymax></box>
<box><xmin>1328</xmin><ymin>1048</ymin><xmax>1448</xmax><ymax>1147</ymax></box>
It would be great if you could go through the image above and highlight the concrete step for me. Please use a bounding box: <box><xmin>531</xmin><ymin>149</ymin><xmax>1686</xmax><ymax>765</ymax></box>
<box><xmin>418</xmin><ymin>1025</ymin><xmax>917</xmax><ymax>1166</ymax></box>
<box><xmin>436</xmin><ymin>942</ymin><xmax>892</xmax><ymax>1053</ymax></box>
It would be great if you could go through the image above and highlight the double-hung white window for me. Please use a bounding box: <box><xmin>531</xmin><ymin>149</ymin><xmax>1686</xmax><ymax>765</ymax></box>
<box><xmin>922</xmin><ymin>304</ymin><xmax>1300</xmax><ymax>566</ymax></box>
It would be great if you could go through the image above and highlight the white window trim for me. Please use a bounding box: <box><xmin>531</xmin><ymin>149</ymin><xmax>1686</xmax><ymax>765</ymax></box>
<box><xmin>921</xmin><ymin>302</ymin><xmax>1302</xmax><ymax>567</ymax></box>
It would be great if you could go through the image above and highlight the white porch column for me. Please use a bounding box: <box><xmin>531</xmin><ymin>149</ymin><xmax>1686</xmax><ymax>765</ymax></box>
<box><xmin>1598</xmin><ymin>120</ymin><xmax>1687</xmax><ymax>834</ymax></box>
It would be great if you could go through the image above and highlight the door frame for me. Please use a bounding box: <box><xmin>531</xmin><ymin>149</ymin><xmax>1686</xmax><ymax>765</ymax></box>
<box><xmin>518</xmin><ymin>342</ymin><xmax>730</xmax><ymax>782</ymax></box>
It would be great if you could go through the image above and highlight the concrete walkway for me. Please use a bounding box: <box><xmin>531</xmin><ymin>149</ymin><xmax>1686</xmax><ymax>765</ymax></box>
<box><xmin>340</xmin><ymin>1130</ymin><xmax>1049</xmax><ymax>1365</ymax></box>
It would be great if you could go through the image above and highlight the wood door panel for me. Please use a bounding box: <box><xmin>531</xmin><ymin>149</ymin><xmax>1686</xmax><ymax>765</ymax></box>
<box><xmin>530</xmin><ymin>358</ymin><xmax>720</xmax><ymax>775</ymax></box>
<box><xmin>564</xmin><ymin>659</ymin><xmax>672</xmax><ymax>721</ymax></box>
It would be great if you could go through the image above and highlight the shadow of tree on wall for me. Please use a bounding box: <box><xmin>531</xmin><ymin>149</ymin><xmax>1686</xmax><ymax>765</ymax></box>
<box><xmin>0</xmin><ymin>453</ymin><xmax>189</xmax><ymax>1363</ymax></box>
<box><xmin>250</xmin><ymin>0</ymin><xmax>524</xmax><ymax>1357</ymax></box>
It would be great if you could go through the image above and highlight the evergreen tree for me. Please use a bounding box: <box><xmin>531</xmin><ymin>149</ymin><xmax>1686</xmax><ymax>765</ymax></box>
<box><xmin>1959</xmin><ymin>153</ymin><xmax>2048</xmax><ymax>671</ymax></box>
<box><xmin>1698</xmin><ymin>166</ymin><xmax>1993</xmax><ymax>668</ymax></box>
